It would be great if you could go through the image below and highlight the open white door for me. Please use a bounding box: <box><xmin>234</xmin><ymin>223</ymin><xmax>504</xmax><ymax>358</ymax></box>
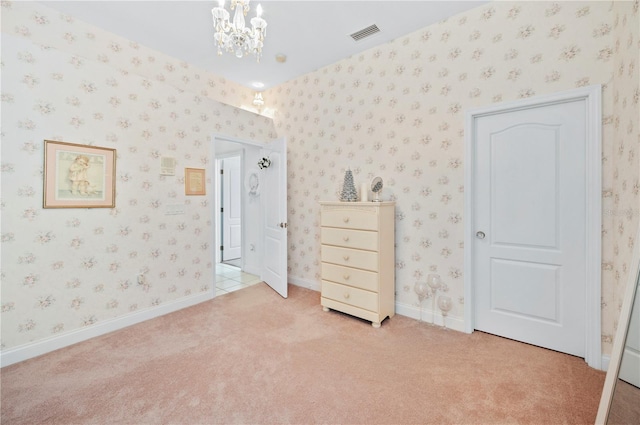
<box><xmin>260</xmin><ymin>138</ymin><xmax>288</xmax><ymax>298</ymax></box>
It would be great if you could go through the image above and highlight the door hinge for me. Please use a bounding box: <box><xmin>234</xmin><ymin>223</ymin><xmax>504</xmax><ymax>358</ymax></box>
<box><xmin>220</xmin><ymin>207</ymin><xmax>223</xmax><ymax>212</ymax></box>
<box><xmin>220</xmin><ymin>246</ymin><xmax>224</xmax><ymax>251</ymax></box>
<box><xmin>220</xmin><ymin>169</ymin><xmax>224</xmax><ymax>175</ymax></box>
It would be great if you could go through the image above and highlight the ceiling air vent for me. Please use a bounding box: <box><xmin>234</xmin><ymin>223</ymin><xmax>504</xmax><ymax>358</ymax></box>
<box><xmin>349</xmin><ymin>24</ymin><xmax>380</xmax><ymax>42</ymax></box>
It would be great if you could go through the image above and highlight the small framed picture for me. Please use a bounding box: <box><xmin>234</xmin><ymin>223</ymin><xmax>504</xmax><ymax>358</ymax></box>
<box><xmin>43</xmin><ymin>140</ymin><xmax>116</xmax><ymax>208</ymax></box>
<box><xmin>185</xmin><ymin>168</ymin><xmax>206</xmax><ymax>196</ymax></box>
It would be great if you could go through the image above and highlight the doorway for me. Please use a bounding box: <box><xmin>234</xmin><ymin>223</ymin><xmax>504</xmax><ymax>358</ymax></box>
<box><xmin>218</xmin><ymin>154</ymin><xmax>242</xmax><ymax>267</ymax></box>
<box><xmin>214</xmin><ymin>142</ymin><xmax>261</xmax><ymax>295</ymax></box>
<box><xmin>212</xmin><ymin>135</ymin><xmax>288</xmax><ymax>298</ymax></box>
<box><xmin>464</xmin><ymin>86</ymin><xmax>602</xmax><ymax>369</ymax></box>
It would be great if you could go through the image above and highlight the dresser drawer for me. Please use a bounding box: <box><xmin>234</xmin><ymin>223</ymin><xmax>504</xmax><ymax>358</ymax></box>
<box><xmin>321</xmin><ymin>207</ymin><xmax>378</xmax><ymax>231</ymax></box>
<box><xmin>321</xmin><ymin>281</ymin><xmax>378</xmax><ymax>312</ymax></box>
<box><xmin>321</xmin><ymin>245</ymin><xmax>379</xmax><ymax>272</ymax></box>
<box><xmin>321</xmin><ymin>263</ymin><xmax>378</xmax><ymax>292</ymax></box>
<box><xmin>321</xmin><ymin>227</ymin><xmax>378</xmax><ymax>251</ymax></box>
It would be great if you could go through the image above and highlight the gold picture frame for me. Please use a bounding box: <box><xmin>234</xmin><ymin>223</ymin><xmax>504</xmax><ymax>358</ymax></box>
<box><xmin>43</xmin><ymin>140</ymin><xmax>116</xmax><ymax>208</ymax></box>
<box><xmin>185</xmin><ymin>168</ymin><xmax>205</xmax><ymax>196</ymax></box>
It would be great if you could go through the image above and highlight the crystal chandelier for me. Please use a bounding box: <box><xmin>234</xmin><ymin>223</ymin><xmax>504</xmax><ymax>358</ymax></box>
<box><xmin>211</xmin><ymin>0</ymin><xmax>267</xmax><ymax>62</ymax></box>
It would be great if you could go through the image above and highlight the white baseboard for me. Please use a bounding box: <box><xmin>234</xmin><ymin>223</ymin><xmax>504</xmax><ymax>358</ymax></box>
<box><xmin>395</xmin><ymin>300</ymin><xmax>466</xmax><ymax>332</ymax></box>
<box><xmin>397</xmin><ymin>301</ymin><xmax>611</xmax><ymax>370</ymax></box>
<box><xmin>3</xmin><ymin>283</ymin><xmax>610</xmax><ymax>370</ymax></box>
<box><xmin>1</xmin><ymin>291</ymin><xmax>214</xmax><ymax>368</ymax></box>
<box><xmin>288</xmin><ymin>275</ymin><xmax>321</xmax><ymax>291</ymax></box>
<box><xmin>275</xmin><ymin>277</ymin><xmax>612</xmax><ymax>371</ymax></box>
<box><xmin>286</xmin><ymin>278</ymin><xmax>465</xmax><ymax>332</ymax></box>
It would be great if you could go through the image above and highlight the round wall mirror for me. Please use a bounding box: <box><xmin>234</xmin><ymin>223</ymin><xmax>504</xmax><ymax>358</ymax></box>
<box><xmin>371</xmin><ymin>177</ymin><xmax>383</xmax><ymax>202</ymax></box>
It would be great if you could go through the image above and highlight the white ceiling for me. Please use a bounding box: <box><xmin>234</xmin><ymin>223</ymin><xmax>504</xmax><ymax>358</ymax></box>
<box><xmin>42</xmin><ymin>1</ymin><xmax>486</xmax><ymax>90</ymax></box>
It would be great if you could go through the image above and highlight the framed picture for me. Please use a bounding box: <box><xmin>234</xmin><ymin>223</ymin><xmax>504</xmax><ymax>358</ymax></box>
<box><xmin>185</xmin><ymin>168</ymin><xmax>206</xmax><ymax>196</ymax></box>
<box><xmin>43</xmin><ymin>140</ymin><xmax>116</xmax><ymax>208</ymax></box>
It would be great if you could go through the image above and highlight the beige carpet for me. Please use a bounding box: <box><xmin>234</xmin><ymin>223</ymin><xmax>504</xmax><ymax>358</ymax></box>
<box><xmin>1</xmin><ymin>284</ymin><xmax>604</xmax><ymax>424</ymax></box>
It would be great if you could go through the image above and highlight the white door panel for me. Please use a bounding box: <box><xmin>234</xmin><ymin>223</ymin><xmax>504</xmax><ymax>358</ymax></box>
<box><xmin>491</xmin><ymin>125</ymin><xmax>559</xmax><ymax>248</ymax></box>
<box><xmin>222</xmin><ymin>156</ymin><xmax>242</xmax><ymax>260</ymax></box>
<box><xmin>261</xmin><ymin>138</ymin><xmax>287</xmax><ymax>298</ymax></box>
<box><xmin>474</xmin><ymin>99</ymin><xmax>587</xmax><ymax>357</ymax></box>
<box><xmin>490</xmin><ymin>259</ymin><xmax>560</xmax><ymax>323</ymax></box>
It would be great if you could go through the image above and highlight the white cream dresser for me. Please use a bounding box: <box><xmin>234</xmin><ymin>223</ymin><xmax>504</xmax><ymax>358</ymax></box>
<box><xmin>319</xmin><ymin>201</ymin><xmax>395</xmax><ymax>328</ymax></box>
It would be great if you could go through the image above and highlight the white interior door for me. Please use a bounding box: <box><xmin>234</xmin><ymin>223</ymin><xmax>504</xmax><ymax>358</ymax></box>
<box><xmin>473</xmin><ymin>99</ymin><xmax>589</xmax><ymax>357</ymax></box>
<box><xmin>260</xmin><ymin>138</ymin><xmax>288</xmax><ymax>298</ymax></box>
<box><xmin>221</xmin><ymin>156</ymin><xmax>242</xmax><ymax>261</ymax></box>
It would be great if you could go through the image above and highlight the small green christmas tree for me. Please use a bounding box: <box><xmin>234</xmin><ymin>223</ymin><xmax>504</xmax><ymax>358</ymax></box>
<box><xmin>341</xmin><ymin>169</ymin><xmax>358</xmax><ymax>202</ymax></box>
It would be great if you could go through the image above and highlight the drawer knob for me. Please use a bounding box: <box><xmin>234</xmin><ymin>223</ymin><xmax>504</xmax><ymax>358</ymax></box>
<box><xmin>343</xmin><ymin>274</ymin><xmax>350</xmax><ymax>280</ymax></box>
<box><xmin>343</xmin><ymin>255</ymin><xmax>350</xmax><ymax>261</ymax></box>
<box><xmin>343</xmin><ymin>236</ymin><xmax>350</xmax><ymax>242</ymax></box>
<box><xmin>344</xmin><ymin>292</ymin><xmax>350</xmax><ymax>299</ymax></box>
<box><xmin>343</xmin><ymin>217</ymin><xmax>350</xmax><ymax>223</ymax></box>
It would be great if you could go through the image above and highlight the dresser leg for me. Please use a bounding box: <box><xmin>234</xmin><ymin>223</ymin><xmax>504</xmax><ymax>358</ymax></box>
<box><xmin>372</xmin><ymin>322</ymin><xmax>381</xmax><ymax>328</ymax></box>
<box><xmin>322</xmin><ymin>306</ymin><xmax>330</xmax><ymax>312</ymax></box>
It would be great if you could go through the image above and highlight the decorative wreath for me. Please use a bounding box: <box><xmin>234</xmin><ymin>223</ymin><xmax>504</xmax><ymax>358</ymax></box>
<box><xmin>257</xmin><ymin>157</ymin><xmax>271</xmax><ymax>169</ymax></box>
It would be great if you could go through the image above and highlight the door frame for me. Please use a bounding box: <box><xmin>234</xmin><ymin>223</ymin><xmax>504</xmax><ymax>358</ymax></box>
<box><xmin>463</xmin><ymin>85</ymin><xmax>602</xmax><ymax>369</ymax></box>
<box><xmin>212</xmin><ymin>134</ymin><xmax>264</xmax><ymax>291</ymax></box>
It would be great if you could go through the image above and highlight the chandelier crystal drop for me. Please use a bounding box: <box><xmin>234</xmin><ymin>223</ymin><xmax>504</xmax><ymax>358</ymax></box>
<box><xmin>211</xmin><ymin>0</ymin><xmax>267</xmax><ymax>62</ymax></box>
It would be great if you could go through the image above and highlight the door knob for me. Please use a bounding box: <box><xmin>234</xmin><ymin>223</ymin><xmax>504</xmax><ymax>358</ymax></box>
<box><xmin>476</xmin><ymin>231</ymin><xmax>486</xmax><ymax>239</ymax></box>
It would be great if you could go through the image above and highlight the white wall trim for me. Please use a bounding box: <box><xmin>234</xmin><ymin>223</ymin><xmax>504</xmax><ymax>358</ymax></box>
<box><xmin>288</xmin><ymin>275</ymin><xmax>321</xmax><ymax>292</ymax></box>
<box><xmin>464</xmin><ymin>85</ymin><xmax>602</xmax><ymax>369</ymax></box>
<box><xmin>1</xmin><ymin>292</ymin><xmax>213</xmax><ymax>368</ymax></box>
<box><xmin>396</xmin><ymin>301</ymin><xmax>465</xmax><ymax>332</ymax></box>
<box><xmin>288</xmin><ymin>280</ymin><xmax>466</xmax><ymax>331</ymax></box>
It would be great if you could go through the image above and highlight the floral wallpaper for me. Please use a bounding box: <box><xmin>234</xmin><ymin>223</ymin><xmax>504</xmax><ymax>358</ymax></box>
<box><xmin>264</xmin><ymin>1</ymin><xmax>639</xmax><ymax>354</ymax></box>
<box><xmin>608</xmin><ymin>0</ymin><xmax>640</xmax><ymax>342</ymax></box>
<box><xmin>0</xmin><ymin>1</ymin><xmax>276</xmax><ymax>350</ymax></box>
<box><xmin>1</xmin><ymin>0</ymin><xmax>638</xmax><ymax>360</ymax></box>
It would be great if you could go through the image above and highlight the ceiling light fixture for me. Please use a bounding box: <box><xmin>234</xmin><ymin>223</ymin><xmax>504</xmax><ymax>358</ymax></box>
<box><xmin>211</xmin><ymin>0</ymin><xmax>267</xmax><ymax>62</ymax></box>
<box><xmin>253</xmin><ymin>92</ymin><xmax>265</xmax><ymax>107</ymax></box>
